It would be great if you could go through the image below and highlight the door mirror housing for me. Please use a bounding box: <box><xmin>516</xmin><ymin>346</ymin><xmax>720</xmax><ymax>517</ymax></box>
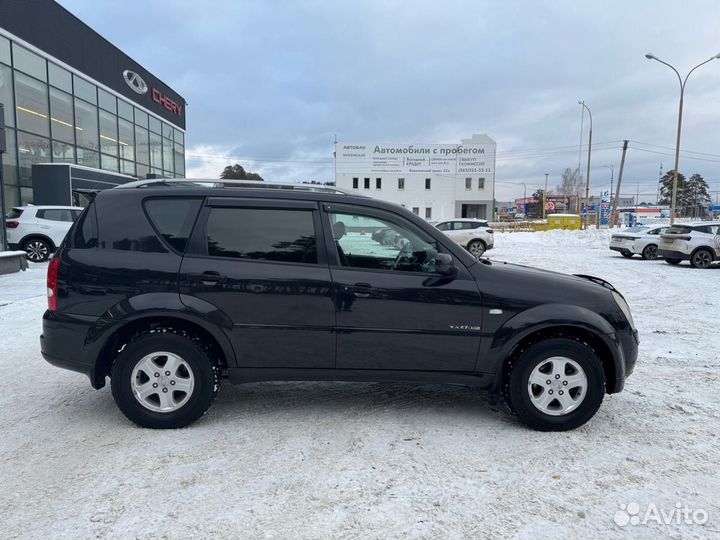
<box><xmin>436</xmin><ymin>253</ymin><xmax>458</xmax><ymax>277</ymax></box>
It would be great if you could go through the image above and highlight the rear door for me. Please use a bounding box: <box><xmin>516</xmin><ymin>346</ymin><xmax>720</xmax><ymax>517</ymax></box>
<box><xmin>35</xmin><ymin>208</ymin><xmax>75</xmax><ymax>246</ymax></box>
<box><xmin>179</xmin><ymin>197</ymin><xmax>336</xmax><ymax>368</ymax></box>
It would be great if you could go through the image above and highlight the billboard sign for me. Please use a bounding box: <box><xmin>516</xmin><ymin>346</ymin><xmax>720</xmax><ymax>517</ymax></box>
<box><xmin>335</xmin><ymin>143</ymin><xmax>495</xmax><ymax>176</ymax></box>
<box><xmin>600</xmin><ymin>191</ymin><xmax>610</xmax><ymax>227</ymax></box>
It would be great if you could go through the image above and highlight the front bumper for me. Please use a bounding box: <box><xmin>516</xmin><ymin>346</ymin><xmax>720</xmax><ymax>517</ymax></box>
<box><xmin>610</xmin><ymin>328</ymin><xmax>639</xmax><ymax>393</ymax></box>
<box><xmin>657</xmin><ymin>249</ymin><xmax>690</xmax><ymax>260</ymax></box>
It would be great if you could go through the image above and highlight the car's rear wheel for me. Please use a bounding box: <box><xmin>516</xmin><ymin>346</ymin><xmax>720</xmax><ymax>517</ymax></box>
<box><xmin>22</xmin><ymin>238</ymin><xmax>51</xmax><ymax>262</ymax></box>
<box><xmin>467</xmin><ymin>239</ymin><xmax>486</xmax><ymax>257</ymax></box>
<box><xmin>621</xmin><ymin>252</ymin><xmax>634</xmax><ymax>258</ymax></box>
<box><xmin>506</xmin><ymin>338</ymin><xmax>605</xmax><ymax>431</ymax></box>
<box><xmin>641</xmin><ymin>244</ymin><xmax>658</xmax><ymax>260</ymax></box>
<box><xmin>664</xmin><ymin>257</ymin><xmax>682</xmax><ymax>265</ymax></box>
<box><xmin>111</xmin><ymin>330</ymin><xmax>220</xmax><ymax>428</ymax></box>
<box><xmin>690</xmin><ymin>248</ymin><xmax>713</xmax><ymax>269</ymax></box>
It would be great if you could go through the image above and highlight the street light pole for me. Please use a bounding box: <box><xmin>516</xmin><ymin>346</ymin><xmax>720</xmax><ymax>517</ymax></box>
<box><xmin>645</xmin><ymin>52</ymin><xmax>720</xmax><ymax>224</ymax></box>
<box><xmin>578</xmin><ymin>100</ymin><xmax>593</xmax><ymax>229</ymax></box>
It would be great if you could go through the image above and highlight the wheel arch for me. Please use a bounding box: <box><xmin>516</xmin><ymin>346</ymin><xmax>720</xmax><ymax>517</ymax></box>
<box><xmin>498</xmin><ymin>325</ymin><xmax>621</xmax><ymax>401</ymax></box>
<box><xmin>20</xmin><ymin>233</ymin><xmax>56</xmax><ymax>251</ymax></box>
<box><xmin>690</xmin><ymin>245</ymin><xmax>715</xmax><ymax>261</ymax></box>
<box><xmin>87</xmin><ymin>300</ymin><xmax>236</xmax><ymax>389</ymax></box>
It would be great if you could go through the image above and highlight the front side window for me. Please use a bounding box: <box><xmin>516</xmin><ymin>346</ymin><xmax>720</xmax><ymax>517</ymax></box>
<box><xmin>329</xmin><ymin>211</ymin><xmax>441</xmax><ymax>274</ymax></box>
<box><xmin>436</xmin><ymin>221</ymin><xmax>450</xmax><ymax>231</ymax></box>
<box><xmin>206</xmin><ymin>207</ymin><xmax>317</xmax><ymax>264</ymax></box>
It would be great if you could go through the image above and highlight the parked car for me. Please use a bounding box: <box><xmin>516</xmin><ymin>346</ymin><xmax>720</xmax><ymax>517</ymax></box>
<box><xmin>5</xmin><ymin>205</ymin><xmax>84</xmax><ymax>262</ymax></box>
<box><xmin>609</xmin><ymin>225</ymin><xmax>670</xmax><ymax>260</ymax></box>
<box><xmin>658</xmin><ymin>222</ymin><xmax>720</xmax><ymax>268</ymax></box>
<box><xmin>434</xmin><ymin>218</ymin><xmax>494</xmax><ymax>256</ymax></box>
<box><xmin>41</xmin><ymin>179</ymin><xmax>637</xmax><ymax>431</ymax></box>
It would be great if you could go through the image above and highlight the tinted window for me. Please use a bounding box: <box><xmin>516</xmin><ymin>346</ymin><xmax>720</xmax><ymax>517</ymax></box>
<box><xmin>7</xmin><ymin>208</ymin><xmax>23</xmax><ymax>219</ymax></box>
<box><xmin>436</xmin><ymin>222</ymin><xmax>450</xmax><ymax>231</ymax></box>
<box><xmin>70</xmin><ymin>202</ymin><xmax>98</xmax><ymax>249</ymax></box>
<box><xmin>144</xmin><ymin>198</ymin><xmax>202</xmax><ymax>253</ymax></box>
<box><xmin>37</xmin><ymin>209</ymin><xmax>74</xmax><ymax>222</ymax></box>
<box><xmin>206</xmin><ymin>208</ymin><xmax>317</xmax><ymax>264</ymax></box>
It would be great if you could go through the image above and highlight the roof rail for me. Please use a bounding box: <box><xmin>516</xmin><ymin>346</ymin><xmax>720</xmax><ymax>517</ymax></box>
<box><xmin>115</xmin><ymin>178</ymin><xmax>350</xmax><ymax>194</ymax></box>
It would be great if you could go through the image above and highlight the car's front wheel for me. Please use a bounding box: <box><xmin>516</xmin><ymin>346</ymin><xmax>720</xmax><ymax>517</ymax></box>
<box><xmin>22</xmin><ymin>238</ymin><xmax>52</xmax><ymax>262</ymax></box>
<box><xmin>467</xmin><ymin>239</ymin><xmax>486</xmax><ymax>257</ymax></box>
<box><xmin>111</xmin><ymin>330</ymin><xmax>220</xmax><ymax>428</ymax></box>
<box><xmin>506</xmin><ymin>338</ymin><xmax>605</xmax><ymax>431</ymax></box>
<box><xmin>690</xmin><ymin>248</ymin><xmax>714</xmax><ymax>269</ymax></box>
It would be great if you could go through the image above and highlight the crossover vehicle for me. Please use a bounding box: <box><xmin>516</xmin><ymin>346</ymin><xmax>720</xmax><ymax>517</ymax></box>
<box><xmin>609</xmin><ymin>225</ymin><xmax>670</xmax><ymax>260</ymax></box>
<box><xmin>434</xmin><ymin>218</ymin><xmax>494</xmax><ymax>256</ymax></box>
<box><xmin>41</xmin><ymin>180</ymin><xmax>638</xmax><ymax>431</ymax></box>
<box><xmin>6</xmin><ymin>205</ymin><xmax>84</xmax><ymax>262</ymax></box>
<box><xmin>659</xmin><ymin>222</ymin><xmax>720</xmax><ymax>268</ymax></box>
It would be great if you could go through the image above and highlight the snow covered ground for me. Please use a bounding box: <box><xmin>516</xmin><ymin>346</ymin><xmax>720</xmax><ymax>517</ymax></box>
<box><xmin>1</xmin><ymin>229</ymin><xmax>719</xmax><ymax>539</ymax></box>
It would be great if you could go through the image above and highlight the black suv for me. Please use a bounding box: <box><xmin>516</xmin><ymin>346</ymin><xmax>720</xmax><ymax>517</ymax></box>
<box><xmin>41</xmin><ymin>180</ymin><xmax>638</xmax><ymax>431</ymax></box>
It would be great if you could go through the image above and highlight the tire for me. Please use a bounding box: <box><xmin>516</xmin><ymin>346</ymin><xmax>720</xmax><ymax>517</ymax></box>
<box><xmin>641</xmin><ymin>244</ymin><xmax>658</xmax><ymax>260</ymax></box>
<box><xmin>664</xmin><ymin>257</ymin><xmax>682</xmax><ymax>265</ymax></box>
<box><xmin>505</xmin><ymin>338</ymin><xmax>605</xmax><ymax>431</ymax></box>
<box><xmin>22</xmin><ymin>238</ymin><xmax>52</xmax><ymax>262</ymax></box>
<box><xmin>467</xmin><ymin>239</ymin><xmax>486</xmax><ymax>257</ymax></box>
<box><xmin>111</xmin><ymin>330</ymin><xmax>220</xmax><ymax>429</ymax></box>
<box><xmin>690</xmin><ymin>248</ymin><xmax>714</xmax><ymax>269</ymax></box>
<box><xmin>621</xmin><ymin>252</ymin><xmax>634</xmax><ymax>258</ymax></box>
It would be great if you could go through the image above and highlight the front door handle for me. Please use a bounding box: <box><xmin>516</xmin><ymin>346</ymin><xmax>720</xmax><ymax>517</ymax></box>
<box><xmin>188</xmin><ymin>271</ymin><xmax>226</xmax><ymax>286</ymax></box>
<box><xmin>353</xmin><ymin>282</ymin><xmax>373</xmax><ymax>298</ymax></box>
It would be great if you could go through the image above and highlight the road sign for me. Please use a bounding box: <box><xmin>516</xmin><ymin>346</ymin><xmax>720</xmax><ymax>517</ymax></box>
<box><xmin>545</xmin><ymin>201</ymin><xmax>555</xmax><ymax>211</ymax></box>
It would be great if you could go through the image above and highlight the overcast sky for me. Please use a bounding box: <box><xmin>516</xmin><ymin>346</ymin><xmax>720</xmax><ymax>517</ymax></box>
<box><xmin>60</xmin><ymin>0</ymin><xmax>720</xmax><ymax>202</ymax></box>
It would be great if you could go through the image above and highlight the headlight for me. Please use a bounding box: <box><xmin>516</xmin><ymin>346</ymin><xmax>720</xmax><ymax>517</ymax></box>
<box><xmin>612</xmin><ymin>291</ymin><xmax>635</xmax><ymax>330</ymax></box>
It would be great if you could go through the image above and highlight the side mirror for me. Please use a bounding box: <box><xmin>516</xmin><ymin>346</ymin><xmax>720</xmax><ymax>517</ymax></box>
<box><xmin>436</xmin><ymin>253</ymin><xmax>458</xmax><ymax>277</ymax></box>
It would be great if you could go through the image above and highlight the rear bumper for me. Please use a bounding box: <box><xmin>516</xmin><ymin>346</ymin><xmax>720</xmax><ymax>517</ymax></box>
<box><xmin>658</xmin><ymin>249</ymin><xmax>689</xmax><ymax>260</ymax></box>
<box><xmin>610</xmin><ymin>246</ymin><xmax>633</xmax><ymax>255</ymax></box>
<box><xmin>41</xmin><ymin>310</ymin><xmax>101</xmax><ymax>388</ymax></box>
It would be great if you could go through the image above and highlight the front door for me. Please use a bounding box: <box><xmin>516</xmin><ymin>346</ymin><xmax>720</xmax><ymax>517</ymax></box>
<box><xmin>323</xmin><ymin>204</ymin><xmax>483</xmax><ymax>372</ymax></box>
<box><xmin>179</xmin><ymin>198</ymin><xmax>336</xmax><ymax>368</ymax></box>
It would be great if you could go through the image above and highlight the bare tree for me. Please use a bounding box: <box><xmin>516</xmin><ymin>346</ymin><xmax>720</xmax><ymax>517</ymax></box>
<box><xmin>556</xmin><ymin>168</ymin><xmax>583</xmax><ymax>212</ymax></box>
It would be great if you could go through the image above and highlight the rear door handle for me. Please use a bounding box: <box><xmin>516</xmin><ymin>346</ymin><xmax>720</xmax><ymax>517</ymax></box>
<box><xmin>188</xmin><ymin>271</ymin><xmax>226</xmax><ymax>286</ymax></box>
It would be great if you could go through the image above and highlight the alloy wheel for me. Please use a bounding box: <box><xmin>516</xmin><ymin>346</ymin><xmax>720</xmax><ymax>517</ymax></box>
<box><xmin>25</xmin><ymin>241</ymin><xmax>49</xmax><ymax>262</ymax></box>
<box><xmin>131</xmin><ymin>351</ymin><xmax>195</xmax><ymax>412</ymax></box>
<box><xmin>527</xmin><ymin>356</ymin><xmax>588</xmax><ymax>416</ymax></box>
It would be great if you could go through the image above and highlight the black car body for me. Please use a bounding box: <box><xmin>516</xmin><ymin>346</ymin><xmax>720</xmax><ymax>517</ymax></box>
<box><xmin>41</xmin><ymin>180</ymin><xmax>638</xmax><ymax>430</ymax></box>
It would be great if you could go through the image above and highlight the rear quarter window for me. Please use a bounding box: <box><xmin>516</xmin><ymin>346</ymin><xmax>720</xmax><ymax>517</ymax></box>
<box><xmin>6</xmin><ymin>208</ymin><xmax>23</xmax><ymax>219</ymax></box>
<box><xmin>144</xmin><ymin>198</ymin><xmax>203</xmax><ymax>253</ymax></box>
<box><xmin>68</xmin><ymin>201</ymin><xmax>98</xmax><ymax>249</ymax></box>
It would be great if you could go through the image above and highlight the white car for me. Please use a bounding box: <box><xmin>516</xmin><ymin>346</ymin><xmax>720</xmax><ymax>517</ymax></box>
<box><xmin>5</xmin><ymin>205</ymin><xmax>84</xmax><ymax>262</ymax></box>
<box><xmin>609</xmin><ymin>225</ymin><xmax>670</xmax><ymax>260</ymax></box>
<box><xmin>435</xmin><ymin>218</ymin><xmax>494</xmax><ymax>256</ymax></box>
<box><xmin>658</xmin><ymin>221</ymin><xmax>720</xmax><ymax>268</ymax></box>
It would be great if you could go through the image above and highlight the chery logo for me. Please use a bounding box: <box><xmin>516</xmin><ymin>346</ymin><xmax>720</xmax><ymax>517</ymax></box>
<box><xmin>151</xmin><ymin>88</ymin><xmax>183</xmax><ymax>116</ymax></box>
<box><xmin>122</xmin><ymin>70</ymin><xmax>148</xmax><ymax>94</ymax></box>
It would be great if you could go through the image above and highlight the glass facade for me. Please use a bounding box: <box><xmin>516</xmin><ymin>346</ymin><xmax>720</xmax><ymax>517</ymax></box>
<box><xmin>0</xmin><ymin>34</ymin><xmax>185</xmax><ymax>212</ymax></box>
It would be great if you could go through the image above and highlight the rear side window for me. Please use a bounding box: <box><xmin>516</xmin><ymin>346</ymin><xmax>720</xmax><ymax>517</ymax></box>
<box><xmin>666</xmin><ymin>226</ymin><xmax>692</xmax><ymax>234</ymax></box>
<box><xmin>69</xmin><ymin>201</ymin><xmax>98</xmax><ymax>249</ymax></box>
<box><xmin>206</xmin><ymin>207</ymin><xmax>317</xmax><ymax>264</ymax></box>
<box><xmin>6</xmin><ymin>208</ymin><xmax>23</xmax><ymax>219</ymax></box>
<box><xmin>37</xmin><ymin>209</ymin><xmax>74</xmax><ymax>222</ymax></box>
<box><xmin>144</xmin><ymin>198</ymin><xmax>202</xmax><ymax>253</ymax></box>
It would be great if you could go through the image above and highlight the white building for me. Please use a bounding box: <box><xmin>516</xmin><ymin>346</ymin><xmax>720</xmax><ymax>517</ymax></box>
<box><xmin>335</xmin><ymin>134</ymin><xmax>496</xmax><ymax>221</ymax></box>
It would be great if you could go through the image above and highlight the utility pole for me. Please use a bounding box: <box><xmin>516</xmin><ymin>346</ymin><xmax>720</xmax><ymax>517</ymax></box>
<box><xmin>612</xmin><ymin>140</ymin><xmax>629</xmax><ymax>227</ymax></box>
<box><xmin>543</xmin><ymin>173</ymin><xmax>549</xmax><ymax>219</ymax></box>
<box><xmin>578</xmin><ymin>101</ymin><xmax>593</xmax><ymax>229</ymax></box>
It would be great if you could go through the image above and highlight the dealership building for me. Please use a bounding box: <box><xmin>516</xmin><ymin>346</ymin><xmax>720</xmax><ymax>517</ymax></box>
<box><xmin>335</xmin><ymin>134</ymin><xmax>496</xmax><ymax>221</ymax></box>
<box><xmin>0</xmin><ymin>0</ymin><xmax>186</xmax><ymax>214</ymax></box>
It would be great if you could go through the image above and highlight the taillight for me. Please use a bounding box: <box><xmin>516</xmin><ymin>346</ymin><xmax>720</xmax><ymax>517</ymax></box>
<box><xmin>6</xmin><ymin>220</ymin><xmax>19</xmax><ymax>229</ymax></box>
<box><xmin>47</xmin><ymin>256</ymin><xmax>60</xmax><ymax>312</ymax></box>
<box><xmin>486</xmin><ymin>228</ymin><xmax>494</xmax><ymax>234</ymax></box>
